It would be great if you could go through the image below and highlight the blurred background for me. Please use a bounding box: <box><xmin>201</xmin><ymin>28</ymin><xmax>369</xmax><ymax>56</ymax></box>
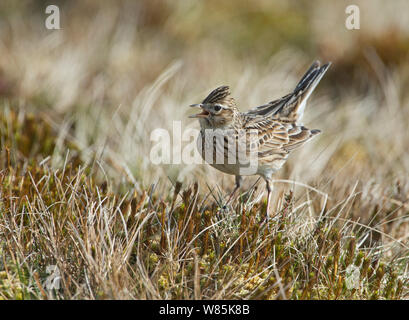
<box><xmin>1</xmin><ymin>0</ymin><xmax>409</xmax><ymax>205</ymax></box>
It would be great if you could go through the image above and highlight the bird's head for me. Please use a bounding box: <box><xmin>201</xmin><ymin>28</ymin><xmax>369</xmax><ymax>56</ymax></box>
<box><xmin>189</xmin><ymin>86</ymin><xmax>239</xmax><ymax>129</ymax></box>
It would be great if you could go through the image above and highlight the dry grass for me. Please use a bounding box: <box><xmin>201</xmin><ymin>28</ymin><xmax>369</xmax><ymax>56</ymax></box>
<box><xmin>0</xmin><ymin>0</ymin><xmax>408</xmax><ymax>299</ymax></box>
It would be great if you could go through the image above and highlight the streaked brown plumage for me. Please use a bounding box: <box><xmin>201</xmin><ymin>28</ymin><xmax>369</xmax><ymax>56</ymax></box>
<box><xmin>189</xmin><ymin>61</ymin><xmax>331</xmax><ymax>217</ymax></box>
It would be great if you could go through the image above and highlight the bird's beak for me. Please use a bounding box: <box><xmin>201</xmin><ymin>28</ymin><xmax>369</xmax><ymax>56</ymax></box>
<box><xmin>189</xmin><ymin>104</ymin><xmax>210</xmax><ymax>118</ymax></box>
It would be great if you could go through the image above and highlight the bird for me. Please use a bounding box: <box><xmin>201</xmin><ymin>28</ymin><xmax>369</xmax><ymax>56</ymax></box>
<box><xmin>189</xmin><ymin>61</ymin><xmax>331</xmax><ymax>217</ymax></box>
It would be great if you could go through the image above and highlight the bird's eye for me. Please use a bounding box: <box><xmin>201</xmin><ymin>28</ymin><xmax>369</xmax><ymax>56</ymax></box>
<box><xmin>214</xmin><ymin>105</ymin><xmax>222</xmax><ymax>112</ymax></box>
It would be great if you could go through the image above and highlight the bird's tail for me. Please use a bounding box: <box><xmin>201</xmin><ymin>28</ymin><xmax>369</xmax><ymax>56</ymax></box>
<box><xmin>289</xmin><ymin>61</ymin><xmax>331</xmax><ymax>120</ymax></box>
<box><xmin>247</xmin><ymin>61</ymin><xmax>331</xmax><ymax>122</ymax></box>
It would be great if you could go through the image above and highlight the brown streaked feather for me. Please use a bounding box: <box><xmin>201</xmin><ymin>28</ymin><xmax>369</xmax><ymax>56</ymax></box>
<box><xmin>202</xmin><ymin>85</ymin><xmax>231</xmax><ymax>104</ymax></box>
<box><xmin>241</xmin><ymin>115</ymin><xmax>320</xmax><ymax>162</ymax></box>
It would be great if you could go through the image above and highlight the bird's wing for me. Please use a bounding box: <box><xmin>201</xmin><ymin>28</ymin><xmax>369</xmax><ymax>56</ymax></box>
<box><xmin>246</xmin><ymin>61</ymin><xmax>331</xmax><ymax>123</ymax></box>
<box><xmin>242</xmin><ymin>115</ymin><xmax>320</xmax><ymax>166</ymax></box>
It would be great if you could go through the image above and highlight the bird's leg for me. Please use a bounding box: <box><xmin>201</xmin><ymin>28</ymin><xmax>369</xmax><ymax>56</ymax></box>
<box><xmin>226</xmin><ymin>175</ymin><xmax>242</xmax><ymax>205</ymax></box>
<box><xmin>265</xmin><ymin>179</ymin><xmax>273</xmax><ymax>219</ymax></box>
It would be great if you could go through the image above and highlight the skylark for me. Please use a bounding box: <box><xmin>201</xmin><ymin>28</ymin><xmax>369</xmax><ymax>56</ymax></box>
<box><xmin>189</xmin><ymin>61</ymin><xmax>331</xmax><ymax>216</ymax></box>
